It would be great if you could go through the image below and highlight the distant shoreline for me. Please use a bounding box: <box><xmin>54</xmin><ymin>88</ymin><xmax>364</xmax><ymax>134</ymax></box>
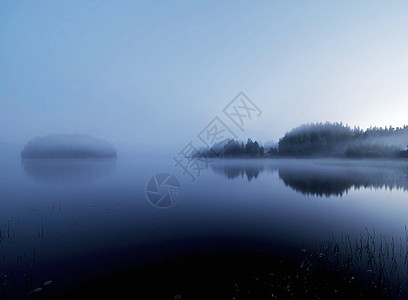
<box><xmin>201</xmin><ymin>122</ymin><xmax>408</xmax><ymax>159</ymax></box>
<box><xmin>208</xmin><ymin>155</ymin><xmax>408</xmax><ymax>160</ymax></box>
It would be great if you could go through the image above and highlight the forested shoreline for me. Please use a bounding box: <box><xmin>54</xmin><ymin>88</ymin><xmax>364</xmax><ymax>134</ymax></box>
<box><xmin>202</xmin><ymin>122</ymin><xmax>408</xmax><ymax>158</ymax></box>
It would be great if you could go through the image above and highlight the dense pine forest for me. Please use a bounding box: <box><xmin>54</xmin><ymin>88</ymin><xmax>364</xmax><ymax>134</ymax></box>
<box><xmin>202</xmin><ymin>122</ymin><xmax>408</xmax><ymax>158</ymax></box>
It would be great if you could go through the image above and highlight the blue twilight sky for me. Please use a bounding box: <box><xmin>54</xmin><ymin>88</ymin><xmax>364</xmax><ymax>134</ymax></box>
<box><xmin>1</xmin><ymin>1</ymin><xmax>408</xmax><ymax>151</ymax></box>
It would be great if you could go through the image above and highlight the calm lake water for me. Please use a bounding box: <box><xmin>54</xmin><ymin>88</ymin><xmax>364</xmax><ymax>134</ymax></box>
<box><xmin>1</xmin><ymin>156</ymin><xmax>408</xmax><ymax>297</ymax></box>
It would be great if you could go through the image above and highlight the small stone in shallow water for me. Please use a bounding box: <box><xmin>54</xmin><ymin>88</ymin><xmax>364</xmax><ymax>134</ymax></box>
<box><xmin>26</xmin><ymin>287</ymin><xmax>42</xmax><ymax>295</ymax></box>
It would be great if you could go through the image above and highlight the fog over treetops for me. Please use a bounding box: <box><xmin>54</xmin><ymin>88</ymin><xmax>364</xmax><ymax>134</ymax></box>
<box><xmin>201</xmin><ymin>122</ymin><xmax>408</xmax><ymax>158</ymax></box>
<box><xmin>21</xmin><ymin>134</ymin><xmax>117</xmax><ymax>159</ymax></box>
<box><xmin>278</xmin><ymin>122</ymin><xmax>408</xmax><ymax>157</ymax></box>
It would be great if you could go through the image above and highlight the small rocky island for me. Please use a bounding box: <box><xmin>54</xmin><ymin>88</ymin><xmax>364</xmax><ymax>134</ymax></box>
<box><xmin>21</xmin><ymin>134</ymin><xmax>117</xmax><ymax>159</ymax></box>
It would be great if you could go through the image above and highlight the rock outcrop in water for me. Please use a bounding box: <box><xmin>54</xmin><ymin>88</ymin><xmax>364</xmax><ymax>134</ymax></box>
<box><xmin>21</xmin><ymin>134</ymin><xmax>117</xmax><ymax>159</ymax></box>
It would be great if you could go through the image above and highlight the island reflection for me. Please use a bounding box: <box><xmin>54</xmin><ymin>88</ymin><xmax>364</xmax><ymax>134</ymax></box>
<box><xmin>210</xmin><ymin>159</ymin><xmax>408</xmax><ymax>197</ymax></box>
<box><xmin>21</xmin><ymin>158</ymin><xmax>117</xmax><ymax>183</ymax></box>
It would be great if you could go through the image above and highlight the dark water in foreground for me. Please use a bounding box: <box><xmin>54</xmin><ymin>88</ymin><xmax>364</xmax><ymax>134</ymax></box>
<box><xmin>1</xmin><ymin>157</ymin><xmax>408</xmax><ymax>297</ymax></box>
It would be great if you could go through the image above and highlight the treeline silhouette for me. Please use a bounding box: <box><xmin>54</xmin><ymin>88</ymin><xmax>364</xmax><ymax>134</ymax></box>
<box><xmin>279</xmin><ymin>122</ymin><xmax>408</xmax><ymax>158</ymax></box>
<box><xmin>202</xmin><ymin>122</ymin><xmax>408</xmax><ymax>158</ymax></box>
<box><xmin>203</xmin><ymin>138</ymin><xmax>266</xmax><ymax>157</ymax></box>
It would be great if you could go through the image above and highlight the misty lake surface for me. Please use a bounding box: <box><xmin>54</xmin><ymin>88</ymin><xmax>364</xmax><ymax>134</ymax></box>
<box><xmin>1</xmin><ymin>156</ymin><xmax>408</xmax><ymax>296</ymax></box>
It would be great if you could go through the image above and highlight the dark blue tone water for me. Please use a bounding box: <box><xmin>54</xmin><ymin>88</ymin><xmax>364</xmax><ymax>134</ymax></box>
<box><xmin>1</xmin><ymin>157</ymin><xmax>408</xmax><ymax>297</ymax></box>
